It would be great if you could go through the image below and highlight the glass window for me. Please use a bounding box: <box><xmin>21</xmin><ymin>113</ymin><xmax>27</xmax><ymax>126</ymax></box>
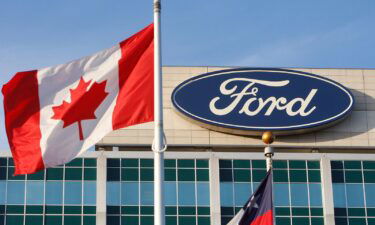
<box><xmin>365</xmin><ymin>184</ymin><xmax>375</xmax><ymax>207</ymax></box>
<box><xmin>140</xmin><ymin>182</ymin><xmax>153</xmax><ymax>205</ymax></box>
<box><xmin>83</xmin><ymin>181</ymin><xmax>96</xmax><ymax>205</ymax></box>
<box><xmin>178</xmin><ymin>183</ymin><xmax>196</xmax><ymax>206</ymax></box>
<box><xmin>346</xmin><ymin>184</ymin><xmax>364</xmax><ymax>207</ymax></box>
<box><xmin>197</xmin><ymin>183</ymin><xmax>210</xmax><ymax>206</ymax></box>
<box><xmin>220</xmin><ymin>183</ymin><xmax>233</xmax><ymax>206</ymax></box>
<box><xmin>7</xmin><ymin>181</ymin><xmax>25</xmax><ymax>204</ymax></box>
<box><xmin>309</xmin><ymin>183</ymin><xmax>322</xmax><ymax>207</ymax></box>
<box><xmin>64</xmin><ymin>181</ymin><xmax>82</xmax><ymax>205</ymax></box>
<box><xmin>332</xmin><ymin>183</ymin><xmax>346</xmax><ymax>207</ymax></box>
<box><xmin>0</xmin><ymin>181</ymin><xmax>6</xmax><ymax>204</ymax></box>
<box><xmin>26</xmin><ymin>181</ymin><xmax>44</xmax><ymax>204</ymax></box>
<box><xmin>164</xmin><ymin>182</ymin><xmax>177</xmax><ymax>205</ymax></box>
<box><xmin>46</xmin><ymin>181</ymin><xmax>63</xmax><ymax>204</ymax></box>
<box><xmin>234</xmin><ymin>183</ymin><xmax>251</xmax><ymax>206</ymax></box>
<box><xmin>274</xmin><ymin>183</ymin><xmax>290</xmax><ymax>206</ymax></box>
<box><xmin>290</xmin><ymin>183</ymin><xmax>308</xmax><ymax>206</ymax></box>
<box><xmin>107</xmin><ymin>182</ymin><xmax>120</xmax><ymax>205</ymax></box>
<box><xmin>122</xmin><ymin>182</ymin><xmax>138</xmax><ymax>205</ymax></box>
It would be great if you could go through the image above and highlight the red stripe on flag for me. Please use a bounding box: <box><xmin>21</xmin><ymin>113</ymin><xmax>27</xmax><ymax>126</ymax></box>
<box><xmin>2</xmin><ymin>70</ymin><xmax>45</xmax><ymax>175</ymax></box>
<box><xmin>112</xmin><ymin>24</ymin><xmax>154</xmax><ymax>130</ymax></box>
<box><xmin>250</xmin><ymin>210</ymin><xmax>274</xmax><ymax>225</ymax></box>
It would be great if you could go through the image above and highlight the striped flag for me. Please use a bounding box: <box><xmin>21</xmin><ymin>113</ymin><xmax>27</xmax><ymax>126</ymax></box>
<box><xmin>227</xmin><ymin>170</ymin><xmax>274</xmax><ymax>225</ymax></box>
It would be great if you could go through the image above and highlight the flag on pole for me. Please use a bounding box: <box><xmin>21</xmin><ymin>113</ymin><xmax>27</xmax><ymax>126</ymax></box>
<box><xmin>227</xmin><ymin>170</ymin><xmax>274</xmax><ymax>225</ymax></box>
<box><xmin>2</xmin><ymin>24</ymin><xmax>154</xmax><ymax>175</ymax></box>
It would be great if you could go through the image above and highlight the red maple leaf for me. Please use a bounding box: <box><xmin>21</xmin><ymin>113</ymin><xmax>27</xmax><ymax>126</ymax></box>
<box><xmin>51</xmin><ymin>77</ymin><xmax>109</xmax><ymax>140</ymax></box>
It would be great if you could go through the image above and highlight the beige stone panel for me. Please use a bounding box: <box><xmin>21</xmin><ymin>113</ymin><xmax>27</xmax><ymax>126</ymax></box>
<box><xmin>364</xmin><ymin>82</ymin><xmax>375</xmax><ymax>90</ymax></box>
<box><xmin>365</xmin><ymin>90</ymin><xmax>375</xmax><ymax>99</ymax></box>
<box><xmin>173</xmin><ymin>137</ymin><xmax>192</xmax><ymax>145</ymax></box>
<box><xmin>311</xmin><ymin>69</ymin><xmax>331</xmax><ymax>76</ymax></box>
<box><xmin>242</xmin><ymin>137</ymin><xmax>262</xmax><ymax>145</ymax></box>
<box><xmin>346</xmin><ymin>69</ymin><xmax>364</xmax><ymax>76</ymax></box>
<box><xmin>344</xmin><ymin>82</ymin><xmax>364</xmax><ymax>90</ymax></box>
<box><xmin>369</xmin><ymin>133</ymin><xmax>375</xmax><ymax>146</ymax></box>
<box><xmin>344</xmin><ymin>75</ymin><xmax>363</xmax><ymax>82</ymax></box>
<box><xmin>162</xmin><ymin>67</ymin><xmax>192</xmax><ymax>74</ymax></box>
<box><xmin>207</xmin><ymin>67</ymin><xmax>233</xmax><ymax>72</ymax></box>
<box><xmin>132</xmin><ymin>122</ymin><xmax>154</xmax><ymax>130</ymax></box>
<box><xmin>332</xmin><ymin>133</ymin><xmax>351</xmax><ymax>146</ymax></box>
<box><xmin>363</xmin><ymin>69</ymin><xmax>375</xmax><ymax>76</ymax></box>
<box><xmin>210</xmin><ymin>137</ymin><xmax>233</xmax><ymax>145</ymax></box>
<box><xmin>367</xmin><ymin>111</ymin><xmax>375</xmax><ymax>133</ymax></box>
<box><xmin>138</xmin><ymin>136</ymin><xmax>153</xmax><ymax>144</ymax></box>
<box><xmin>163</xmin><ymin>73</ymin><xmax>192</xmax><ymax>82</ymax></box>
<box><xmin>138</xmin><ymin>129</ymin><xmax>153</xmax><ymax>137</ymax></box>
<box><xmin>364</xmin><ymin>76</ymin><xmax>375</xmax><ymax>83</ymax></box>
<box><xmin>293</xmin><ymin>68</ymin><xmax>313</xmax><ymax>73</ymax></box>
<box><xmin>192</xmin><ymin>130</ymin><xmax>210</xmax><ymax>138</ymax></box>
<box><xmin>328</xmin><ymin>69</ymin><xmax>347</xmax><ymax>76</ymax></box>
<box><xmin>192</xmin><ymin>137</ymin><xmax>209</xmax><ymax>145</ymax></box>
<box><xmin>350</xmin><ymin>132</ymin><xmax>369</xmax><ymax>146</ymax></box>
<box><xmin>315</xmin><ymin>132</ymin><xmax>335</xmax><ymax>146</ymax></box>
<box><xmin>101</xmin><ymin>136</ymin><xmax>138</xmax><ymax>144</ymax></box>
<box><xmin>326</xmin><ymin>76</ymin><xmax>346</xmax><ymax>83</ymax></box>
<box><xmin>354</xmin><ymin>103</ymin><xmax>367</xmax><ymax>111</ymax></box>
<box><xmin>173</xmin><ymin>130</ymin><xmax>192</xmax><ymax>138</ymax></box>
<box><xmin>324</xmin><ymin>116</ymin><xmax>351</xmax><ymax>133</ymax></box>
<box><xmin>107</xmin><ymin>129</ymin><xmax>139</xmax><ymax>137</ymax></box>
<box><xmin>367</xmin><ymin>105</ymin><xmax>375</xmax><ymax>111</ymax></box>
<box><xmin>209</xmin><ymin>131</ymin><xmax>232</xmax><ymax>138</ymax></box>
<box><xmin>348</xmin><ymin>111</ymin><xmax>368</xmax><ymax>133</ymax></box>
<box><xmin>189</xmin><ymin>67</ymin><xmax>208</xmax><ymax>74</ymax></box>
<box><xmin>354</xmin><ymin>95</ymin><xmax>366</xmax><ymax>104</ymax></box>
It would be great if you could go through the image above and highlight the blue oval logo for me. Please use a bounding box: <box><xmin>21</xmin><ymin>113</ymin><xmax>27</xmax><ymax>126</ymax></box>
<box><xmin>171</xmin><ymin>68</ymin><xmax>354</xmax><ymax>135</ymax></box>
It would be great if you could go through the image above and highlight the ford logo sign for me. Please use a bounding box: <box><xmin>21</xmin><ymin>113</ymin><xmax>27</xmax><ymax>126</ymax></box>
<box><xmin>171</xmin><ymin>68</ymin><xmax>354</xmax><ymax>135</ymax></box>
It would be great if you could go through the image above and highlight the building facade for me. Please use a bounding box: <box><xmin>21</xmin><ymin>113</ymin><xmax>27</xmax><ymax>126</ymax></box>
<box><xmin>0</xmin><ymin>67</ymin><xmax>374</xmax><ymax>225</ymax></box>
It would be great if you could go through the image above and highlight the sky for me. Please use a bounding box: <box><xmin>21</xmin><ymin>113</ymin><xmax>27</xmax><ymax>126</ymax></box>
<box><xmin>0</xmin><ymin>0</ymin><xmax>374</xmax><ymax>150</ymax></box>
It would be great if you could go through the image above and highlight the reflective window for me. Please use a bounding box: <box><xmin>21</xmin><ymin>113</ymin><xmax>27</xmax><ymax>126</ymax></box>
<box><xmin>178</xmin><ymin>183</ymin><xmax>196</xmax><ymax>206</ymax></box>
<box><xmin>64</xmin><ymin>182</ymin><xmax>82</xmax><ymax>205</ymax></box>
<box><xmin>26</xmin><ymin>181</ymin><xmax>44</xmax><ymax>204</ymax></box>
<box><xmin>7</xmin><ymin>181</ymin><xmax>25</xmax><ymax>204</ymax></box>
<box><xmin>122</xmin><ymin>182</ymin><xmax>138</xmax><ymax>205</ymax></box>
<box><xmin>274</xmin><ymin>183</ymin><xmax>289</xmax><ymax>206</ymax></box>
<box><xmin>83</xmin><ymin>181</ymin><xmax>96</xmax><ymax>205</ymax></box>
<box><xmin>140</xmin><ymin>182</ymin><xmax>153</xmax><ymax>205</ymax></box>
<box><xmin>0</xmin><ymin>181</ymin><xmax>6</xmax><ymax>204</ymax></box>
<box><xmin>107</xmin><ymin>182</ymin><xmax>120</xmax><ymax>205</ymax></box>
<box><xmin>219</xmin><ymin>160</ymin><xmax>323</xmax><ymax>225</ymax></box>
<box><xmin>46</xmin><ymin>181</ymin><xmax>63</xmax><ymax>204</ymax></box>
<box><xmin>164</xmin><ymin>182</ymin><xmax>177</xmax><ymax>205</ymax></box>
<box><xmin>197</xmin><ymin>183</ymin><xmax>210</xmax><ymax>206</ymax></box>
<box><xmin>332</xmin><ymin>160</ymin><xmax>375</xmax><ymax>224</ymax></box>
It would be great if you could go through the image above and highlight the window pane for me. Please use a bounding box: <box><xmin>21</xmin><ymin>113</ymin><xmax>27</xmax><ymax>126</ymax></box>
<box><xmin>178</xmin><ymin>183</ymin><xmax>196</xmax><ymax>206</ymax></box>
<box><xmin>365</xmin><ymin>184</ymin><xmax>375</xmax><ymax>207</ymax></box>
<box><xmin>234</xmin><ymin>183</ymin><xmax>251</xmax><ymax>206</ymax></box>
<box><xmin>274</xmin><ymin>183</ymin><xmax>289</xmax><ymax>206</ymax></box>
<box><xmin>164</xmin><ymin>182</ymin><xmax>177</xmax><ymax>205</ymax></box>
<box><xmin>332</xmin><ymin>183</ymin><xmax>346</xmax><ymax>207</ymax></box>
<box><xmin>290</xmin><ymin>183</ymin><xmax>308</xmax><ymax>206</ymax></box>
<box><xmin>26</xmin><ymin>181</ymin><xmax>44</xmax><ymax>204</ymax></box>
<box><xmin>309</xmin><ymin>183</ymin><xmax>322</xmax><ymax>207</ymax></box>
<box><xmin>107</xmin><ymin>182</ymin><xmax>120</xmax><ymax>205</ymax></box>
<box><xmin>140</xmin><ymin>182</ymin><xmax>154</xmax><ymax>205</ymax></box>
<box><xmin>197</xmin><ymin>183</ymin><xmax>210</xmax><ymax>206</ymax></box>
<box><xmin>7</xmin><ymin>181</ymin><xmax>25</xmax><ymax>204</ymax></box>
<box><xmin>46</xmin><ymin>181</ymin><xmax>63</xmax><ymax>204</ymax></box>
<box><xmin>122</xmin><ymin>182</ymin><xmax>138</xmax><ymax>205</ymax></box>
<box><xmin>64</xmin><ymin>182</ymin><xmax>82</xmax><ymax>205</ymax></box>
<box><xmin>0</xmin><ymin>181</ymin><xmax>6</xmax><ymax>204</ymax></box>
<box><xmin>346</xmin><ymin>184</ymin><xmax>364</xmax><ymax>207</ymax></box>
<box><xmin>220</xmin><ymin>183</ymin><xmax>233</xmax><ymax>207</ymax></box>
<box><xmin>83</xmin><ymin>181</ymin><xmax>96</xmax><ymax>205</ymax></box>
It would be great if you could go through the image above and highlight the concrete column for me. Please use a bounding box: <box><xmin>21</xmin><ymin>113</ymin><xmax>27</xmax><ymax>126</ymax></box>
<box><xmin>96</xmin><ymin>152</ymin><xmax>107</xmax><ymax>225</ymax></box>
<box><xmin>209</xmin><ymin>153</ymin><xmax>221</xmax><ymax>225</ymax></box>
<box><xmin>320</xmin><ymin>155</ymin><xmax>335</xmax><ymax>225</ymax></box>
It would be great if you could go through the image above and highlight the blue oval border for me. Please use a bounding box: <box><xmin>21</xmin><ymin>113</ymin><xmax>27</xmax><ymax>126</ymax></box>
<box><xmin>171</xmin><ymin>68</ymin><xmax>354</xmax><ymax>135</ymax></box>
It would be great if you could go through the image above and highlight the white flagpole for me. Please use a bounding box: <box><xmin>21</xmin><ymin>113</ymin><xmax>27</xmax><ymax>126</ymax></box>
<box><xmin>153</xmin><ymin>0</ymin><xmax>166</xmax><ymax>225</ymax></box>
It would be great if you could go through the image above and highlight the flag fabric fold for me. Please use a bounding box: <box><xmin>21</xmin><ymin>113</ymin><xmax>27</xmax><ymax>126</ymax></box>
<box><xmin>2</xmin><ymin>24</ymin><xmax>154</xmax><ymax>175</ymax></box>
<box><xmin>227</xmin><ymin>170</ymin><xmax>274</xmax><ymax>225</ymax></box>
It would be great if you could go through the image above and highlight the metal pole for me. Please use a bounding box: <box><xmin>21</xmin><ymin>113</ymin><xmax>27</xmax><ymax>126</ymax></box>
<box><xmin>264</xmin><ymin>146</ymin><xmax>274</xmax><ymax>171</ymax></box>
<box><xmin>153</xmin><ymin>1</ymin><xmax>166</xmax><ymax>225</ymax></box>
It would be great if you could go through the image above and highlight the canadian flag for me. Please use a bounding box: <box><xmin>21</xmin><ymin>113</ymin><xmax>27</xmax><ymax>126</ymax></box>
<box><xmin>2</xmin><ymin>24</ymin><xmax>154</xmax><ymax>175</ymax></box>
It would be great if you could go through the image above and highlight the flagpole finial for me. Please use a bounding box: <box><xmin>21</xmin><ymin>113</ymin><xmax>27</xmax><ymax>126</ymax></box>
<box><xmin>262</xmin><ymin>131</ymin><xmax>274</xmax><ymax>145</ymax></box>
